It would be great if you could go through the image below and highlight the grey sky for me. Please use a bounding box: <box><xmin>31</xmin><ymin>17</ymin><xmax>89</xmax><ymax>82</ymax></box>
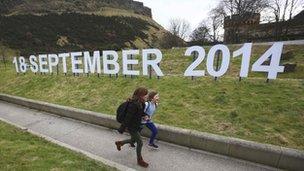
<box><xmin>137</xmin><ymin>0</ymin><xmax>220</xmax><ymax>30</ymax></box>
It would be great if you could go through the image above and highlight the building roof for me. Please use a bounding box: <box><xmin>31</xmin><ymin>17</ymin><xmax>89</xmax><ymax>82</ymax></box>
<box><xmin>293</xmin><ymin>10</ymin><xmax>304</xmax><ymax>21</ymax></box>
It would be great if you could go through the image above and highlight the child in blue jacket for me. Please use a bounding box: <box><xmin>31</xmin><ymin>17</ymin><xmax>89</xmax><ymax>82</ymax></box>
<box><xmin>143</xmin><ymin>91</ymin><xmax>159</xmax><ymax>149</ymax></box>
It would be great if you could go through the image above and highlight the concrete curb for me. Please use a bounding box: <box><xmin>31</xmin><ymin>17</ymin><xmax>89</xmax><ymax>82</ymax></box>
<box><xmin>0</xmin><ymin>93</ymin><xmax>303</xmax><ymax>171</ymax></box>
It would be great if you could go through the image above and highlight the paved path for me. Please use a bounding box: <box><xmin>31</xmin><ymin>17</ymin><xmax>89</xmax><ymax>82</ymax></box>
<box><xmin>0</xmin><ymin>101</ymin><xmax>279</xmax><ymax>171</ymax></box>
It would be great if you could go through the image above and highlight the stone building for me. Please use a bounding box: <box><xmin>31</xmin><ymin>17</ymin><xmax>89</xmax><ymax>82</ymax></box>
<box><xmin>224</xmin><ymin>10</ymin><xmax>304</xmax><ymax>43</ymax></box>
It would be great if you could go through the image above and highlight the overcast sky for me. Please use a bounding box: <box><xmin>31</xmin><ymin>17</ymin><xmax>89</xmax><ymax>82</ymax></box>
<box><xmin>137</xmin><ymin>0</ymin><xmax>220</xmax><ymax>31</ymax></box>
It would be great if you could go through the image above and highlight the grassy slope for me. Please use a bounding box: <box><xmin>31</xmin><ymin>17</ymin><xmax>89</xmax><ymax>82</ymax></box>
<box><xmin>0</xmin><ymin>44</ymin><xmax>303</xmax><ymax>150</ymax></box>
<box><xmin>0</xmin><ymin>121</ymin><xmax>115</xmax><ymax>170</ymax></box>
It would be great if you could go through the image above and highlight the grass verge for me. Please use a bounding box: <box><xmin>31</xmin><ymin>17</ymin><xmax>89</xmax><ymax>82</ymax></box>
<box><xmin>0</xmin><ymin>121</ymin><xmax>116</xmax><ymax>170</ymax></box>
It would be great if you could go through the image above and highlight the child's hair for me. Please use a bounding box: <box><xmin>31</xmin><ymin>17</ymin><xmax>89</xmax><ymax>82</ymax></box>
<box><xmin>148</xmin><ymin>91</ymin><xmax>158</xmax><ymax>102</ymax></box>
<box><xmin>131</xmin><ymin>87</ymin><xmax>148</xmax><ymax>102</ymax></box>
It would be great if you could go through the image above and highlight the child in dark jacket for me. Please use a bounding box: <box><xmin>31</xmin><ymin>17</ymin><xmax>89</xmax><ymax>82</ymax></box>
<box><xmin>115</xmin><ymin>87</ymin><xmax>149</xmax><ymax>168</ymax></box>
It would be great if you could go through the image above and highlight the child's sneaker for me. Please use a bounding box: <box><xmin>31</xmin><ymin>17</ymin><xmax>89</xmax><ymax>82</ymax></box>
<box><xmin>148</xmin><ymin>143</ymin><xmax>159</xmax><ymax>149</ymax></box>
<box><xmin>115</xmin><ymin>141</ymin><xmax>123</xmax><ymax>151</ymax></box>
<box><xmin>130</xmin><ymin>143</ymin><xmax>136</xmax><ymax>148</ymax></box>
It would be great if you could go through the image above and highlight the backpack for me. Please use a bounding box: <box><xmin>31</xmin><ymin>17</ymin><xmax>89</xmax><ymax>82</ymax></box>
<box><xmin>116</xmin><ymin>101</ymin><xmax>130</xmax><ymax>123</ymax></box>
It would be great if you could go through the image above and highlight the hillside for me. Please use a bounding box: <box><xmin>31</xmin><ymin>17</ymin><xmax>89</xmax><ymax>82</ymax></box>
<box><xmin>0</xmin><ymin>0</ymin><xmax>167</xmax><ymax>55</ymax></box>
<box><xmin>0</xmin><ymin>44</ymin><xmax>304</xmax><ymax>150</ymax></box>
<box><xmin>0</xmin><ymin>0</ymin><xmax>152</xmax><ymax>17</ymax></box>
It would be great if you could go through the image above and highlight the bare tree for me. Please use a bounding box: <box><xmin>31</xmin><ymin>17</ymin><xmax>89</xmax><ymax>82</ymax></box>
<box><xmin>190</xmin><ymin>21</ymin><xmax>211</xmax><ymax>44</ymax></box>
<box><xmin>269</xmin><ymin>0</ymin><xmax>282</xmax><ymax>22</ymax></box>
<box><xmin>209</xmin><ymin>4</ymin><xmax>227</xmax><ymax>42</ymax></box>
<box><xmin>267</xmin><ymin>0</ymin><xmax>303</xmax><ymax>39</ymax></box>
<box><xmin>268</xmin><ymin>0</ymin><xmax>303</xmax><ymax>21</ymax></box>
<box><xmin>222</xmin><ymin>0</ymin><xmax>269</xmax><ymax>15</ymax></box>
<box><xmin>288</xmin><ymin>0</ymin><xmax>303</xmax><ymax>20</ymax></box>
<box><xmin>289</xmin><ymin>0</ymin><xmax>296</xmax><ymax>19</ymax></box>
<box><xmin>168</xmin><ymin>18</ymin><xmax>191</xmax><ymax>40</ymax></box>
<box><xmin>282</xmin><ymin>0</ymin><xmax>289</xmax><ymax>21</ymax></box>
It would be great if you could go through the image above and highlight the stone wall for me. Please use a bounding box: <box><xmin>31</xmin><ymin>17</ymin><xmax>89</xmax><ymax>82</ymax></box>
<box><xmin>224</xmin><ymin>10</ymin><xmax>304</xmax><ymax>43</ymax></box>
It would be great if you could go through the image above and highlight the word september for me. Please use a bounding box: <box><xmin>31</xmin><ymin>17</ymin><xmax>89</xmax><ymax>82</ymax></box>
<box><xmin>13</xmin><ymin>42</ymin><xmax>285</xmax><ymax>79</ymax></box>
<box><xmin>13</xmin><ymin>49</ymin><xmax>164</xmax><ymax>76</ymax></box>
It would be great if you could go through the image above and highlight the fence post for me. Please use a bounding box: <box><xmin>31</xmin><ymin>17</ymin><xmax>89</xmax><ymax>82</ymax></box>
<box><xmin>192</xmin><ymin>51</ymin><xmax>198</xmax><ymax>80</ymax></box>
<box><xmin>149</xmin><ymin>54</ymin><xmax>152</xmax><ymax>79</ymax></box>
<box><xmin>214</xmin><ymin>50</ymin><xmax>220</xmax><ymax>81</ymax></box>
<box><xmin>130</xmin><ymin>54</ymin><xmax>133</xmax><ymax>79</ymax></box>
<box><xmin>157</xmin><ymin>62</ymin><xmax>160</xmax><ymax>80</ymax></box>
<box><xmin>2</xmin><ymin>55</ymin><xmax>6</xmax><ymax>68</ymax></box>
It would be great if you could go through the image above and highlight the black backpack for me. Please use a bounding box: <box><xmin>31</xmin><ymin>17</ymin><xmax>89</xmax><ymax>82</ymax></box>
<box><xmin>116</xmin><ymin>101</ymin><xmax>130</xmax><ymax>123</ymax></box>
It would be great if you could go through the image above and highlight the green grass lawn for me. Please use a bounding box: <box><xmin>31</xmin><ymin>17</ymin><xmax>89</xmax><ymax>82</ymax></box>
<box><xmin>0</xmin><ymin>44</ymin><xmax>303</xmax><ymax>151</ymax></box>
<box><xmin>0</xmin><ymin>121</ymin><xmax>116</xmax><ymax>170</ymax></box>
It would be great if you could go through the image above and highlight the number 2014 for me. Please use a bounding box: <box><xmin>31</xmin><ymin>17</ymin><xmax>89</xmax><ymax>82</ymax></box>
<box><xmin>184</xmin><ymin>42</ymin><xmax>285</xmax><ymax>79</ymax></box>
